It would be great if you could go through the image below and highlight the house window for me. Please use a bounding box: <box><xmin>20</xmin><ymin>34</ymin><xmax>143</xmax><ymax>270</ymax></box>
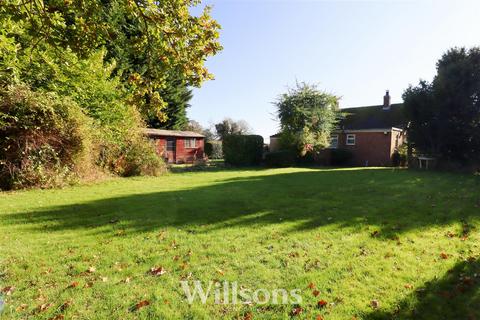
<box><xmin>166</xmin><ymin>138</ymin><xmax>176</xmax><ymax>151</ymax></box>
<box><xmin>330</xmin><ymin>135</ymin><xmax>339</xmax><ymax>149</ymax></box>
<box><xmin>184</xmin><ymin>138</ymin><xmax>196</xmax><ymax>148</ymax></box>
<box><xmin>346</xmin><ymin>134</ymin><xmax>356</xmax><ymax>145</ymax></box>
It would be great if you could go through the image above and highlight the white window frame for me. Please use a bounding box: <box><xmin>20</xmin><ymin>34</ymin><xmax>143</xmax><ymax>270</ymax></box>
<box><xmin>330</xmin><ymin>134</ymin><xmax>339</xmax><ymax>149</ymax></box>
<box><xmin>184</xmin><ymin>138</ymin><xmax>197</xmax><ymax>149</ymax></box>
<box><xmin>346</xmin><ymin>134</ymin><xmax>356</xmax><ymax>146</ymax></box>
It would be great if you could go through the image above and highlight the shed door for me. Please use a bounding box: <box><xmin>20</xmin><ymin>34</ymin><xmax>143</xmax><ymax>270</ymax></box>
<box><xmin>166</xmin><ymin>138</ymin><xmax>176</xmax><ymax>163</ymax></box>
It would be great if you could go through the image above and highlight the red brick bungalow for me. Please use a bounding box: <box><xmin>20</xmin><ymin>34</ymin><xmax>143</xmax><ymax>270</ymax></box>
<box><xmin>332</xmin><ymin>91</ymin><xmax>407</xmax><ymax>166</ymax></box>
<box><xmin>144</xmin><ymin>128</ymin><xmax>205</xmax><ymax>164</ymax></box>
<box><xmin>269</xmin><ymin>91</ymin><xmax>407</xmax><ymax>166</ymax></box>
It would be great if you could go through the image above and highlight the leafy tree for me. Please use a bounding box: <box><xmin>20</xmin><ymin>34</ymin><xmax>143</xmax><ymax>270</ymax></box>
<box><xmin>214</xmin><ymin>118</ymin><xmax>251</xmax><ymax>139</ymax></box>
<box><xmin>147</xmin><ymin>76</ymin><xmax>192</xmax><ymax>130</ymax></box>
<box><xmin>274</xmin><ymin>82</ymin><xmax>341</xmax><ymax>155</ymax></box>
<box><xmin>403</xmin><ymin>47</ymin><xmax>480</xmax><ymax>164</ymax></box>
<box><xmin>0</xmin><ymin>0</ymin><xmax>222</xmax><ymax>119</ymax></box>
<box><xmin>403</xmin><ymin>81</ymin><xmax>438</xmax><ymax>154</ymax></box>
<box><xmin>0</xmin><ymin>0</ymin><xmax>219</xmax><ymax>188</ymax></box>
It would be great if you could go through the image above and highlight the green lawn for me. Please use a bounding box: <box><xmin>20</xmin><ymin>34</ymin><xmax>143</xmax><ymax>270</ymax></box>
<box><xmin>0</xmin><ymin>167</ymin><xmax>479</xmax><ymax>319</ymax></box>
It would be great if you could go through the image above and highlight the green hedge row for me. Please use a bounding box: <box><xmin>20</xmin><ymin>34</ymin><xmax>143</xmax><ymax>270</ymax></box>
<box><xmin>223</xmin><ymin>135</ymin><xmax>263</xmax><ymax>166</ymax></box>
<box><xmin>264</xmin><ymin>150</ymin><xmax>296</xmax><ymax>167</ymax></box>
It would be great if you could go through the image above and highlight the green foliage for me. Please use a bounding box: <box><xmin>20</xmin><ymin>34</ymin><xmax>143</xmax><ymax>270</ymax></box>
<box><xmin>223</xmin><ymin>135</ymin><xmax>263</xmax><ymax>166</ymax></box>
<box><xmin>1</xmin><ymin>0</ymin><xmax>222</xmax><ymax>120</ymax></box>
<box><xmin>0</xmin><ymin>15</ymin><xmax>21</xmax><ymax>85</ymax></box>
<box><xmin>264</xmin><ymin>150</ymin><xmax>296</xmax><ymax>167</ymax></box>
<box><xmin>0</xmin><ymin>1</ymin><xmax>221</xmax><ymax>188</ymax></box>
<box><xmin>275</xmin><ymin>82</ymin><xmax>341</xmax><ymax>156</ymax></box>
<box><xmin>20</xmin><ymin>49</ymin><xmax>132</xmax><ymax>127</ymax></box>
<box><xmin>214</xmin><ymin>118</ymin><xmax>251</xmax><ymax>140</ymax></box>
<box><xmin>0</xmin><ymin>50</ymin><xmax>166</xmax><ymax>189</ymax></box>
<box><xmin>0</xmin><ymin>84</ymin><xmax>93</xmax><ymax>189</ymax></box>
<box><xmin>403</xmin><ymin>81</ymin><xmax>439</xmax><ymax>155</ymax></box>
<box><xmin>147</xmin><ymin>75</ymin><xmax>192</xmax><ymax>130</ymax></box>
<box><xmin>205</xmin><ymin>140</ymin><xmax>223</xmax><ymax>159</ymax></box>
<box><xmin>330</xmin><ymin>148</ymin><xmax>353</xmax><ymax>166</ymax></box>
<box><xmin>392</xmin><ymin>144</ymin><xmax>408</xmax><ymax>167</ymax></box>
<box><xmin>403</xmin><ymin>47</ymin><xmax>480</xmax><ymax>165</ymax></box>
<box><xmin>102</xmin><ymin>135</ymin><xmax>166</xmax><ymax>177</ymax></box>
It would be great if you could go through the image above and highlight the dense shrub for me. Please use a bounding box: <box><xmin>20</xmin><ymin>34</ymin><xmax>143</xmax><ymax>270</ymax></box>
<box><xmin>0</xmin><ymin>84</ymin><xmax>166</xmax><ymax>190</ymax></box>
<box><xmin>98</xmin><ymin>132</ymin><xmax>165</xmax><ymax>177</ymax></box>
<box><xmin>0</xmin><ymin>85</ymin><xmax>93</xmax><ymax>189</ymax></box>
<box><xmin>205</xmin><ymin>140</ymin><xmax>223</xmax><ymax>159</ymax></box>
<box><xmin>265</xmin><ymin>150</ymin><xmax>296</xmax><ymax>167</ymax></box>
<box><xmin>330</xmin><ymin>148</ymin><xmax>353</xmax><ymax>166</ymax></box>
<box><xmin>392</xmin><ymin>146</ymin><xmax>408</xmax><ymax>167</ymax></box>
<box><xmin>297</xmin><ymin>151</ymin><xmax>316</xmax><ymax>164</ymax></box>
<box><xmin>223</xmin><ymin>135</ymin><xmax>263</xmax><ymax>166</ymax></box>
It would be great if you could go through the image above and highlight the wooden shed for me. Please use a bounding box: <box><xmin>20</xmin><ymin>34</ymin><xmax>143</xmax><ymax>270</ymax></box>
<box><xmin>144</xmin><ymin>129</ymin><xmax>205</xmax><ymax>164</ymax></box>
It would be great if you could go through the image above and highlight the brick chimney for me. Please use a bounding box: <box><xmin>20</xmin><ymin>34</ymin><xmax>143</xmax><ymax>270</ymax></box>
<box><xmin>383</xmin><ymin>90</ymin><xmax>391</xmax><ymax>110</ymax></box>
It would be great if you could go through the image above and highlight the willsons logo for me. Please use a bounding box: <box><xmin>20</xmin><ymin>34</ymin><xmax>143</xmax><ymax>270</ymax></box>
<box><xmin>180</xmin><ymin>281</ymin><xmax>302</xmax><ymax>305</ymax></box>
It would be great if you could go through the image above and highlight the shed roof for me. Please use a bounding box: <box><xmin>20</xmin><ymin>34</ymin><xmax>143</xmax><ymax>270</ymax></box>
<box><xmin>144</xmin><ymin>128</ymin><xmax>205</xmax><ymax>138</ymax></box>
<box><xmin>340</xmin><ymin>103</ymin><xmax>406</xmax><ymax>130</ymax></box>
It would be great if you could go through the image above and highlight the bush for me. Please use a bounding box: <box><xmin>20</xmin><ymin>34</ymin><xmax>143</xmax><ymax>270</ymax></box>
<box><xmin>205</xmin><ymin>140</ymin><xmax>223</xmax><ymax>159</ymax></box>
<box><xmin>330</xmin><ymin>148</ymin><xmax>353</xmax><ymax>166</ymax></box>
<box><xmin>0</xmin><ymin>84</ymin><xmax>167</xmax><ymax>190</ymax></box>
<box><xmin>119</xmin><ymin>138</ymin><xmax>165</xmax><ymax>176</ymax></box>
<box><xmin>96</xmin><ymin>128</ymin><xmax>166</xmax><ymax>177</ymax></box>
<box><xmin>392</xmin><ymin>150</ymin><xmax>407</xmax><ymax>167</ymax></box>
<box><xmin>265</xmin><ymin>150</ymin><xmax>296</xmax><ymax>167</ymax></box>
<box><xmin>297</xmin><ymin>151</ymin><xmax>316</xmax><ymax>164</ymax></box>
<box><xmin>0</xmin><ymin>85</ymin><xmax>93</xmax><ymax>189</ymax></box>
<box><xmin>223</xmin><ymin>135</ymin><xmax>263</xmax><ymax>166</ymax></box>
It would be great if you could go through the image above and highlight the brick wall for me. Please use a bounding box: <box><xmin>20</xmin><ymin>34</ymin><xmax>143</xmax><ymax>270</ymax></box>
<box><xmin>337</xmin><ymin>131</ymin><xmax>395</xmax><ymax>166</ymax></box>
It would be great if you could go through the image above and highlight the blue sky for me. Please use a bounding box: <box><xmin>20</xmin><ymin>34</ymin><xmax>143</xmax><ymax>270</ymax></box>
<box><xmin>189</xmin><ymin>0</ymin><xmax>480</xmax><ymax>141</ymax></box>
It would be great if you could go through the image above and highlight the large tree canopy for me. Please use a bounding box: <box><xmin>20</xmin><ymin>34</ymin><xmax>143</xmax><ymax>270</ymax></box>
<box><xmin>0</xmin><ymin>0</ymin><xmax>221</xmax><ymax>189</ymax></box>
<box><xmin>403</xmin><ymin>47</ymin><xmax>480</xmax><ymax>164</ymax></box>
<box><xmin>147</xmin><ymin>76</ymin><xmax>192</xmax><ymax>130</ymax></box>
<box><xmin>275</xmin><ymin>82</ymin><xmax>341</xmax><ymax>155</ymax></box>
<box><xmin>0</xmin><ymin>0</ymin><xmax>222</xmax><ymax>119</ymax></box>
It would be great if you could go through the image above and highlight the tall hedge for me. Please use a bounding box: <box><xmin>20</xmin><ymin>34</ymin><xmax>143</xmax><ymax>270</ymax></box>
<box><xmin>223</xmin><ymin>135</ymin><xmax>263</xmax><ymax>166</ymax></box>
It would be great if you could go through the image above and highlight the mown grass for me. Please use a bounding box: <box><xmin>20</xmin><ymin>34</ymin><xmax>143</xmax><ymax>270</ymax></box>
<box><xmin>0</xmin><ymin>167</ymin><xmax>479</xmax><ymax>319</ymax></box>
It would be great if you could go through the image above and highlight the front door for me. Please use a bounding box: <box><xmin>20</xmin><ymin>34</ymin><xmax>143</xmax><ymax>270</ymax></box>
<box><xmin>166</xmin><ymin>138</ymin><xmax>176</xmax><ymax>163</ymax></box>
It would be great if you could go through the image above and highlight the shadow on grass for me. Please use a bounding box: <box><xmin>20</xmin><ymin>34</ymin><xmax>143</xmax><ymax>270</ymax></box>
<box><xmin>2</xmin><ymin>168</ymin><xmax>479</xmax><ymax>237</ymax></box>
<box><xmin>365</xmin><ymin>258</ymin><xmax>480</xmax><ymax>320</ymax></box>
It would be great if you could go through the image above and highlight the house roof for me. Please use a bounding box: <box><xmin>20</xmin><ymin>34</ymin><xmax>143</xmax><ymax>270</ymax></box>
<box><xmin>339</xmin><ymin>103</ymin><xmax>406</xmax><ymax>130</ymax></box>
<box><xmin>144</xmin><ymin>128</ymin><xmax>205</xmax><ymax>138</ymax></box>
<box><xmin>270</xmin><ymin>133</ymin><xmax>282</xmax><ymax>138</ymax></box>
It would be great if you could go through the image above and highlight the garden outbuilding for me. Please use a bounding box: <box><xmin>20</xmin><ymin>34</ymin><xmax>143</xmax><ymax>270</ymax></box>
<box><xmin>144</xmin><ymin>129</ymin><xmax>205</xmax><ymax>164</ymax></box>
